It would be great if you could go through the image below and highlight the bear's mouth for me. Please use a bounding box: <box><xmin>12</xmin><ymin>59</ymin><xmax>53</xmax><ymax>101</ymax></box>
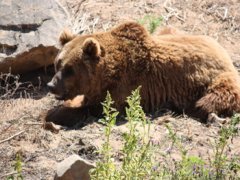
<box><xmin>54</xmin><ymin>91</ymin><xmax>75</xmax><ymax>101</ymax></box>
<box><xmin>54</xmin><ymin>91</ymin><xmax>69</xmax><ymax>100</ymax></box>
<box><xmin>55</xmin><ymin>94</ymin><xmax>66</xmax><ymax>100</ymax></box>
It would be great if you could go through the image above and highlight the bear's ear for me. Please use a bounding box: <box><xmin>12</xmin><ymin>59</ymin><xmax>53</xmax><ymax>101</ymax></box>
<box><xmin>111</xmin><ymin>21</ymin><xmax>148</xmax><ymax>40</ymax></box>
<box><xmin>59</xmin><ymin>29</ymin><xmax>75</xmax><ymax>46</ymax></box>
<box><xmin>82</xmin><ymin>38</ymin><xmax>103</xmax><ymax>58</ymax></box>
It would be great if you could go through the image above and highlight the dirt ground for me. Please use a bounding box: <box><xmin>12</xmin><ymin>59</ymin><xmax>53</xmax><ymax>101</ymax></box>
<box><xmin>0</xmin><ymin>0</ymin><xmax>240</xmax><ymax>179</ymax></box>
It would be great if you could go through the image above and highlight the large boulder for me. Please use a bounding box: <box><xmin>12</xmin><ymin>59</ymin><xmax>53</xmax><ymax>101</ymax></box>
<box><xmin>0</xmin><ymin>0</ymin><xmax>70</xmax><ymax>74</ymax></box>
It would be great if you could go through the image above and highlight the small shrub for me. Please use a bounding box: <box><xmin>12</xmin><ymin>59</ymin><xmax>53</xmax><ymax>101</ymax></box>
<box><xmin>90</xmin><ymin>87</ymin><xmax>157</xmax><ymax>179</ymax></box>
<box><xmin>7</xmin><ymin>153</ymin><xmax>23</xmax><ymax>180</ymax></box>
<box><xmin>212</xmin><ymin>114</ymin><xmax>240</xmax><ymax>179</ymax></box>
<box><xmin>165</xmin><ymin>124</ymin><xmax>210</xmax><ymax>179</ymax></box>
<box><xmin>164</xmin><ymin>115</ymin><xmax>240</xmax><ymax>179</ymax></box>
<box><xmin>138</xmin><ymin>15</ymin><xmax>162</xmax><ymax>34</ymax></box>
<box><xmin>90</xmin><ymin>91</ymin><xmax>119</xmax><ymax>179</ymax></box>
<box><xmin>120</xmin><ymin>87</ymin><xmax>154</xmax><ymax>179</ymax></box>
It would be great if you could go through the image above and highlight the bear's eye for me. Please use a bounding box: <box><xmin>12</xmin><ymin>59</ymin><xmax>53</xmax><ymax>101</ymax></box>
<box><xmin>63</xmin><ymin>66</ymin><xmax>74</xmax><ymax>77</ymax></box>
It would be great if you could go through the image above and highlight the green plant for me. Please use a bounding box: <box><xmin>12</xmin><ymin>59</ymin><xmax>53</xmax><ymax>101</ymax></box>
<box><xmin>90</xmin><ymin>87</ymin><xmax>157</xmax><ymax>179</ymax></box>
<box><xmin>120</xmin><ymin>87</ymin><xmax>155</xmax><ymax>179</ymax></box>
<box><xmin>164</xmin><ymin>115</ymin><xmax>240</xmax><ymax>179</ymax></box>
<box><xmin>138</xmin><ymin>15</ymin><xmax>162</xmax><ymax>34</ymax></box>
<box><xmin>90</xmin><ymin>91</ymin><xmax>119</xmax><ymax>179</ymax></box>
<box><xmin>165</xmin><ymin>124</ymin><xmax>210</xmax><ymax>179</ymax></box>
<box><xmin>7</xmin><ymin>153</ymin><xmax>23</xmax><ymax>180</ymax></box>
<box><xmin>212</xmin><ymin>114</ymin><xmax>240</xmax><ymax>179</ymax></box>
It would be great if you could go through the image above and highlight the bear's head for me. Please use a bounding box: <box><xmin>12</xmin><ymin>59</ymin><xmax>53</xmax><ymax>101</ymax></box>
<box><xmin>47</xmin><ymin>29</ymin><xmax>105</xmax><ymax>101</ymax></box>
<box><xmin>47</xmin><ymin>22</ymin><xmax>149</xmax><ymax>102</ymax></box>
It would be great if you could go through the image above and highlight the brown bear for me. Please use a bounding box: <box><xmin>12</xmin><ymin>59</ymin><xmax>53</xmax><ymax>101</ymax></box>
<box><xmin>47</xmin><ymin>21</ymin><xmax>240</xmax><ymax>122</ymax></box>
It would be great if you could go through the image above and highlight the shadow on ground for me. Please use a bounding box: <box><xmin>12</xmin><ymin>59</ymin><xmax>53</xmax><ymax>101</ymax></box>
<box><xmin>0</xmin><ymin>65</ymin><xmax>55</xmax><ymax>100</ymax></box>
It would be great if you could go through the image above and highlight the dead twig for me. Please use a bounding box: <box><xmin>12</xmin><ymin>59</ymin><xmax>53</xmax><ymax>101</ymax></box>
<box><xmin>0</xmin><ymin>72</ymin><xmax>37</xmax><ymax>99</ymax></box>
<box><xmin>24</xmin><ymin>122</ymin><xmax>43</xmax><ymax>125</ymax></box>
<box><xmin>0</xmin><ymin>130</ymin><xmax>25</xmax><ymax>144</ymax></box>
<box><xmin>0</xmin><ymin>123</ymin><xmax>14</xmax><ymax>135</ymax></box>
<box><xmin>0</xmin><ymin>171</ymin><xmax>18</xmax><ymax>178</ymax></box>
<box><xmin>163</xmin><ymin>1</ymin><xmax>185</xmax><ymax>23</ymax></box>
<box><xmin>0</xmin><ymin>167</ymin><xmax>28</xmax><ymax>178</ymax></box>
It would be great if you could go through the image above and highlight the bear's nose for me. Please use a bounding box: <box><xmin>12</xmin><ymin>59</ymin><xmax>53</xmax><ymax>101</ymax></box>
<box><xmin>47</xmin><ymin>81</ymin><xmax>55</xmax><ymax>92</ymax></box>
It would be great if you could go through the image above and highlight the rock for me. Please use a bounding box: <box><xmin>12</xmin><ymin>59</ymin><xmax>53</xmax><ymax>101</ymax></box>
<box><xmin>43</xmin><ymin>122</ymin><xmax>62</xmax><ymax>134</ymax></box>
<box><xmin>55</xmin><ymin>154</ymin><xmax>95</xmax><ymax>180</ymax></box>
<box><xmin>0</xmin><ymin>0</ymin><xmax>69</xmax><ymax>74</ymax></box>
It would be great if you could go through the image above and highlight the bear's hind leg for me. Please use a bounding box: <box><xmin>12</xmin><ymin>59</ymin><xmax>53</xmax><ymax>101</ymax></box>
<box><xmin>195</xmin><ymin>72</ymin><xmax>240</xmax><ymax>123</ymax></box>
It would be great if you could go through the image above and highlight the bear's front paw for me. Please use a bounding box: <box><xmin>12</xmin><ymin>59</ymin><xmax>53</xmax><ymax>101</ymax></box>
<box><xmin>208</xmin><ymin>113</ymin><xmax>230</xmax><ymax>125</ymax></box>
<box><xmin>63</xmin><ymin>95</ymin><xmax>85</xmax><ymax>108</ymax></box>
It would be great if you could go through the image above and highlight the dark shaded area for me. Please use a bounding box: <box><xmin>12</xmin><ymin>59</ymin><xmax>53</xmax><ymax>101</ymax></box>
<box><xmin>41</xmin><ymin>98</ymin><xmax>185</xmax><ymax>128</ymax></box>
<box><xmin>0</xmin><ymin>44</ymin><xmax>18</xmax><ymax>55</ymax></box>
<box><xmin>78</xmin><ymin>144</ymin><xmax>98</xmax><ymax>160</ymax></box>
<box><xmin>0</xmin><ymin>23</ymin><xmax>44</xmax><ymax>33</ymax></box>
<box><xmin>0</xmin><ymin>65</ymin><xmax>55</xmax><ymax>99</ymax></box>
<box><xmin>43</xmin><ymin>104</ymin><xmax>103</xmax><ymax>128</ymax></box>
<box><xmin>19</xmin><ymin>65</ymin><xmax>55</xmax><ymax>86</ymax></box>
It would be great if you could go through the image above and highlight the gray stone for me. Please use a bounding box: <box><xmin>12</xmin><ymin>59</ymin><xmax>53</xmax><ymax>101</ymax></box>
<box><xmin>0</xmin><ymin>0</ymin><xmax>70</xmax><ymax>74</ymax></box>
<box><xmin>55</xmin><ymin>154</ymin><xmax>95</xmax><ymax>180</ymax></box>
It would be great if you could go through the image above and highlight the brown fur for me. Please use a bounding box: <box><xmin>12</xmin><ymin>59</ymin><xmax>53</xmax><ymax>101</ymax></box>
<box><xmin>158</xmin><ymin>26</ymin><xmax>184</xmax><ymax>35</ymax></box>
<box><xmin>59</xmin><ymin>29</ymin><xmax>76</xmax><ymax>46</ymax></box>
<box><xmin>48</xmin><ymin>22</ymin><xmax>240</xmax><ymax>122</ymax></box>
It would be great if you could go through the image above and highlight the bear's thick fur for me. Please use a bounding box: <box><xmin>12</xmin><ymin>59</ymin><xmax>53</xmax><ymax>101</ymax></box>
<box><xmin>48</xmin><ymin>22</ymin><xmax>240</xmax><ymax>122</ymax></box>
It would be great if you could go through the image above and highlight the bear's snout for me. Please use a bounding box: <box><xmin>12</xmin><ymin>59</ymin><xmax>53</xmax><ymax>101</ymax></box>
<box><xmin>47</xmin><ymin>72</ymin><xmax>68</xmax><ymax>100</ymax></box>
<box><xmin>47</xmin><ymin>71</ymin><xmax>64</xmax><ymax>93</ymax></box>
<box><xmin>47</xmin><ymin>81</ymin><xmax>56</xmax><ymax>93</ymax></box>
